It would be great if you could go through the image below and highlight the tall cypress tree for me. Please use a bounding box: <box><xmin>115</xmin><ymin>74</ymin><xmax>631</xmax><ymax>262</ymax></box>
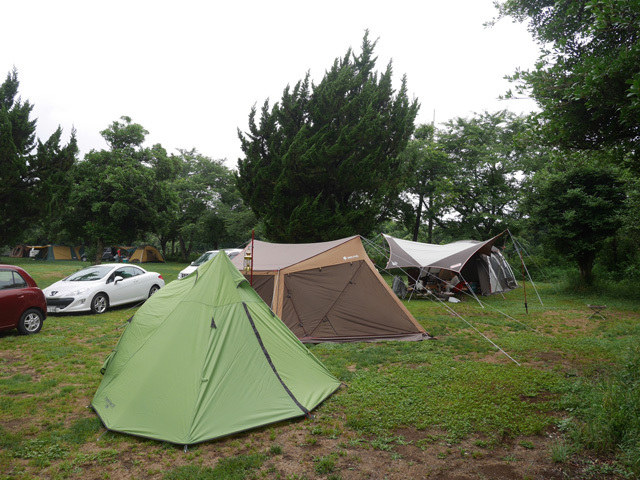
<box><xmin>0</xmin><ymin>69</ymin><xmax>77</xmax><ymax>246</ymax></box>
<box><xmin>237</xmin><ymin>32</ymin><xmax>419</xmax><ymax>242</ymax></box>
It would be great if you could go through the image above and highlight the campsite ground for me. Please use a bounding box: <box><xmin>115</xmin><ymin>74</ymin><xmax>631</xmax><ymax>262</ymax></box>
<box><xmin>1</xmin><ymin>258</ymin><xmax>639</xmax><ymax>479</ymax></box>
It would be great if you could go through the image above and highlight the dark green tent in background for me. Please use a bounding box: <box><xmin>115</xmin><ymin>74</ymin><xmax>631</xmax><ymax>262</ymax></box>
<box><xmin>30</xmin><ymin>244</ymin><xmax>80</xmax><ymax>261</ymax></box>
<box><xmin>92</xmin><ymin>252</ymin><xmax>340</xmax><ymax>446</ymax></box>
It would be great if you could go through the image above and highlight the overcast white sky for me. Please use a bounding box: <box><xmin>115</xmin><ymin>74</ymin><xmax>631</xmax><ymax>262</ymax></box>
<box><xmin>3</xmin><ymin>0</ymin><xmax>540</xmax><ymax>169</ymax></box>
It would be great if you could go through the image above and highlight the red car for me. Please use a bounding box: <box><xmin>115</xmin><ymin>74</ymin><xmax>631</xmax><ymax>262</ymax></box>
<box><xmin>0</xmin><ymin>265</ymin><xmax>46</xmax><ymax>334</ymax></box>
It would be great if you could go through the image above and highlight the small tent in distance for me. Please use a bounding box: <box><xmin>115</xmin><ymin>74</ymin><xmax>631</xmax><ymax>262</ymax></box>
<box><xmin>231</xmin><ymin>236</ymin><xmax>429</xmax><ymax>343</ymax></box>
<box><xmin>128</xmin><ymin>245</ymin><xmax>164</xmax><ymax>263</ymax></box>
<box><xmin>10</xmin><ymin>245</ymin><xmax>30</xmax><ymax>258</ymax></box>
<box><xmin>29</xmin><ymin>244</ymin><xmax>81</xmax><ymax>261</ymax></box>
<box><xmin>92</xmin><ymin>252</ymin><xmax>340</xmax><ymax>446</ymax></box>
<box><xmin>383</xmin><ymin>233</ymin><xmax>518</xmax><ymax>296</ymax></box>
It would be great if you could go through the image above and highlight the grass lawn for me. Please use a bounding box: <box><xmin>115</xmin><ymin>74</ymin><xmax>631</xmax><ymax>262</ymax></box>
<box><xmin>1</xmin><ymin>257</ymin><xmax>639</xmax><ymax>479</ymax></box>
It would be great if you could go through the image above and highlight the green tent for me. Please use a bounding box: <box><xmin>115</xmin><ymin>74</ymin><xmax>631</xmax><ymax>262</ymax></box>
<box><xmin>92</xmin><ymin>252</ymin><xmax>340</xmax><ymax>446</ymax></box>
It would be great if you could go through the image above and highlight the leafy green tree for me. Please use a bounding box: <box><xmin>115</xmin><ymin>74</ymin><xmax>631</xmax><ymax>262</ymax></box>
<box><xmin>144</xmin><ymin>144</ymin><xmax>182</xmax><ymax>257</ymax></box>
<box><xmin>32</xmin><ymin>127</ymin><xmax>79</xmax><ymax>241</ymax></box>
<box><xmin>0</xmin><ymin>68</ymin><xmax>78</xmax><ymax>246</ymax></box>
<box><xmin>437</xmin><ymin>111</ymin><xmax>529</xmax><ymax>240</ymax></box>
<box><xmin>398</xmin><ymin>124</ymin><xmax>452</xmax><ymax>242</ymax></box>
<box><xmin>237</xmin><ymin>31</ymin><xmax>419</xmax><ymax>242</ymax></box>
<box><xmin>169</xmin><ymin>150</ymin><xmax>255</xmax><ymax>260</ymax></box>
<box><xmin>67</xmin><ymin>117</ymin><xmax>167</xmax><ymax>262</ymax></box>
<box><xmin>523</xmin><ymin>156</ymin><xmax>626</xmax><ymax>283</ymax></box>
<box><xmin>495</xmin><ymin>0</ymin><xmax>640</xmax><ymax>169</ymax></box>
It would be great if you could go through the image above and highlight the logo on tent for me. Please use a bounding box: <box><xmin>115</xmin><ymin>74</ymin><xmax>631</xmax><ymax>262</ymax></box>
<box><xmin>343</xmin><ymin>255</ymin><xmax>359</xmax><ymax>260</ymax></box>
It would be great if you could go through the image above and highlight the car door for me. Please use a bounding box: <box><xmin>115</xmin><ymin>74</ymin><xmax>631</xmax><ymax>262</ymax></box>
<box><xmin>108</xmin><ymin>266</ymin><xmax>146</xmax><ymax>306</ymax></box>
<box><xmin>106</xmin><ymin>267</ymin><xmax>134</xmax><ymax>306</ymax></box>
<box><xmin>0</xmin><ymin>270</ymin><xmax>27</xmax><ymax>330</ymax></box>
<box><xmin>127</xmin><ymin>266</ymin><xmax>150</xmax><ymax>300</ymax></box>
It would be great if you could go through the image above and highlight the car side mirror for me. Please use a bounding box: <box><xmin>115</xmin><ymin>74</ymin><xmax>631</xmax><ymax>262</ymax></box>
<box><xmin>114</xmin><ymin>276</ymin><xmax>124</xmax><ymax>284</ymax></box>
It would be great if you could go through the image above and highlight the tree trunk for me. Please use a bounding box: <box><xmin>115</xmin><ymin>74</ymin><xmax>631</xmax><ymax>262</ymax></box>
<box><xmin>95</xmin><ymin>239</ymin><xmax>104</xmax><ymax>265</ymax></box>
<box><xmin>426</xmin><ymin>197</ymin><xmax>434</xmax><ymax>243</ymax></box>
<box><xmin>577</xmin><ymin>251</ymin><xmax>596</xmax><ymax>284</ymax></box>
<box><xmin>178</xmin><ymin>234</ymin><xmax>193</xmax><ymax>262</ymax></box>
<box><xmin>412</xmin><ymin>193</ymin><xmax>424</xmax><ymax>241</ymax></box>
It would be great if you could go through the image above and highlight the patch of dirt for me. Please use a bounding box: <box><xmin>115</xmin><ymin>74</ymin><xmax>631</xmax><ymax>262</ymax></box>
<box><xmin>9</xmin><ymin>409</ymin><xmax>591</xmax><ymax>480</ymax></box>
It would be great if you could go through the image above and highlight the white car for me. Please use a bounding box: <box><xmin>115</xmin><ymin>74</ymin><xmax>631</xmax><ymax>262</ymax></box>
<box><xmin>43</xmin><ymin>264</ymin><xmax>165</xmax><ymax>314</ymax></box>
<box><xmin>178</xmin><ymin>249</ymin><xmax>242</xmax><ymax>279</ymax></box>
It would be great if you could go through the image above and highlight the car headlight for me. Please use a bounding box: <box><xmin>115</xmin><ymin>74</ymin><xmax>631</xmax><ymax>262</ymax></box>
<box><xmin>68</xmin><ymin>287</ymin><xmax>90</xmax><ymax>297</ymax></box>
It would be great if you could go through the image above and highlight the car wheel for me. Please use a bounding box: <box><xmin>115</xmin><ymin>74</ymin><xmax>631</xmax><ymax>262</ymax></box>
<box><xmin>148</xmin><ymin>285</ymin><xmax>160</xmax><ymax>298</ymax></box>
<box><xmin>17</xmin><ymin>309</ymin><xmax>43</xmax><ymax>335</ymax></box>
<box><xmin>91</xmin><ymin>293</ymin><xmax>109</xmax><ymax>314</ymax></box>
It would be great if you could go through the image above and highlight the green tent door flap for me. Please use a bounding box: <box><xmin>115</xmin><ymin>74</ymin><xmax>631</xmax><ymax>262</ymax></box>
<box><xmin>91</xmin><ymin>252</ymin><xmax>340</xmax><ymax>445</ymax></box>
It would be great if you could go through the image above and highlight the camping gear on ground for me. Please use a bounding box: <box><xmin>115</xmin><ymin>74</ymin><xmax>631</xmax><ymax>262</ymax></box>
<box><xmin>587</xmin><ymin>304</ymin><xmax>607</xmax><ymax>320</ymax></box>
<box><xmin>383</xmin><ymin>233</ymin><xmax>518</xmax><ymax>296</ymax></box>
<box><xmin>231</xmin><ymin>235</ymin><xmax>429</xmax><ymax>343</ymax></box>
<box><xmin>128</xmin><ymin>245</ymin><xmax>165</xmax><ymax>263</ymax></box>
<box><xmin>92</xmin><ymin>252</ymin><xmax>340</xmax><ymax>446</ymax></box>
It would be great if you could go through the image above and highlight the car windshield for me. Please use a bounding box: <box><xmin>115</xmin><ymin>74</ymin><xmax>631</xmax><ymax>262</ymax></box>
<box><xmin>65</xmin><ymin>266</ymin><xmax>113</xmax><ymax>282</ymax></box>
<box><xmin>192</xmin><ymin>251</ymin><xmax>218</xmax><ymax>266</ymax></box>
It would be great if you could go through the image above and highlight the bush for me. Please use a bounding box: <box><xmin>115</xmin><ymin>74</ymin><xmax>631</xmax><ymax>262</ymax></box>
<box><xmin>563</xmin><ymin>346</ymin><xmax>640</xmax><ymax>476</ymax></box>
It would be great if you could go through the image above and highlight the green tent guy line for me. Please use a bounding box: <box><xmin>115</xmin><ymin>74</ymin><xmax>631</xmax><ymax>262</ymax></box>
<box><xmin>92</xmin><ymin>252</ymin><xmax>340</xmax><ymax>446</ymax></box>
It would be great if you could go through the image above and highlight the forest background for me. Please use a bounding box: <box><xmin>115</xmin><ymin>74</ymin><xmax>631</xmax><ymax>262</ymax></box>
<box><xmin>1</xmin><ymin>0</ymin><xmax>639</xmax><ymax>288</ymax></box>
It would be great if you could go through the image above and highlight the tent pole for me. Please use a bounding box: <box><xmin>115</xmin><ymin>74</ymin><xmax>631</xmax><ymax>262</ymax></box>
<box><xmin>408</xmin><ymin>267</ymin><xmax>423</xmax><ymax>302</ymax></box>
<box><xmin>518</xmin><ymin>248</ymin><xmax>528</xmax><ymax>314</ymax></box>
<box><xmin>250</xmin><ymin>229</ymin><xmax>254</xmax><ymax>286</ymax></box>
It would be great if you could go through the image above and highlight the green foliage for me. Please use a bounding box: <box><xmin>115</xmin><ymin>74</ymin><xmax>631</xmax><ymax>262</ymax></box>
<box><xmin>494</xmin><ymin>0</ymin><xmax>640</xmax><ymax>284</ymax></box>
<box><xmin>32</xmin><ymin>127</ymin><xmax>79</xmax><ymax>241</ymax></box>
<box><xmin>65</xmin><ymin>117</ymin><xmax>178</xmax><ymax>260</ymax></box>
<box><xmin>397</xmin><ymin>123</ymin><xmax>451</xmax><ymax>242</ymax></box>
<box><xmin>313</xmin><ymin>454</ymin><xmax>337</xmax><ymax>475</ymax></box>
<box><xmin>561</xmin><ymin>346</ymin><xmax>640</xmax><ymax>476</ymax></box>
<box><xmin>523</xmin><ymin>157</ymin><xmax>626</xmax><ymax>283</ymax></box>
<box><xmin>68</xmin><ymin>120</ymin><xmax>152</xmax><ymax>244</ymax></box>
<box><xmin>0</xmin><ymin>68</ymin><xmax>77</xmax><ymax>246</ymax></box>
<box><xmin>436</xmin><ymin>110</ymin><xmax>530</xmax><ymax>240</ymax></box>
<box><xmin>237</xmin><ymin>31</ymin><xmax>419</xmax><ymax>242</ymax></box>
<box><xmin>167</xmin><ymin>149</ymin><xmax>255</xmax><ymax>260</ymax></box>
<box><xmin>496</xmin><ymin>0</ymin><xmax>640</xmax><ymax>169</ymax></box>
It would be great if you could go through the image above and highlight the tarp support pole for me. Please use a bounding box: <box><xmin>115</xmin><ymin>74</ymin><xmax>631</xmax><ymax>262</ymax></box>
<box><xmin>508</xmin><ymin>232</ymin><xmax>544</xmax><ymax>306</ymax></box>
<box><xmin>250</xmin><ymin>229</ymin><xmax>254</xmax><ymax>286</ymax></box>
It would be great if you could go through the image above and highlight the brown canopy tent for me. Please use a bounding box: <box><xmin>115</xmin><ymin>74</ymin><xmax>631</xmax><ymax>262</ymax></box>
<box><xmin>231</xmin><ymin>236</ymin><xmax>429</xmax><ymax>343</ymax></box>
